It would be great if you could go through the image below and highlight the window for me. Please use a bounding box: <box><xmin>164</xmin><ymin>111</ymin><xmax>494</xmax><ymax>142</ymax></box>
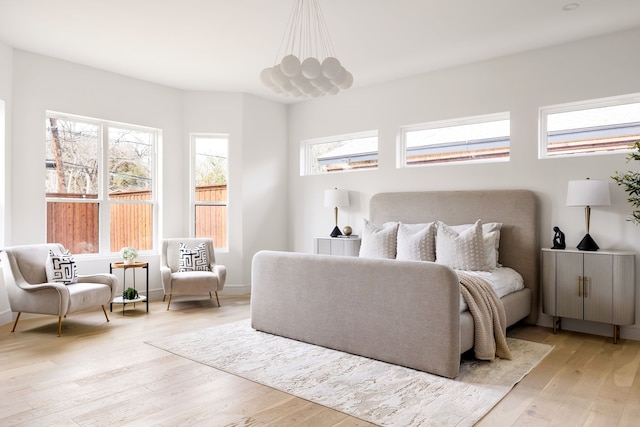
<box><xmin>400</xmin><ymin>113</ymin><xmax>510</xmax><ymax>166</ymax></box>
<box><xmin>45</xmin><ymin>113</ymin><xmax>158</xmax><ymax>254</ymax></box>
<box><xmin>191</xmin><ymin>134</ymin><xmax>228</xmax><ymax>250</ymax></box>
<box><xmin>540</xmin><ymin>94</ymin><xmax>640</xmax><ymax>158</ymax></box>
<box><xmin>0</xmin><ymin>100</ymin><xmax>4</xmax><ymax>247</ymax></box>
<box><xmin>302</xmin><ymin>131</ymin><xmax>378</xmax><ymax>175</ymax></box>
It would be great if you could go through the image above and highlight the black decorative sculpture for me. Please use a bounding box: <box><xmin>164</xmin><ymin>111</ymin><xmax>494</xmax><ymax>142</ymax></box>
<box><xmin>552</xmin><ymin>226</ymin><xmax>566</xmax><ymax>250</ymax></box>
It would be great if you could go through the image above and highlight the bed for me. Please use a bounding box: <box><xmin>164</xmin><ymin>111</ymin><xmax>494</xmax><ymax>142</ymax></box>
<box><xmin>251</xmin><ymin>189</ymin><xmax>539</xmax><ymax>378</ymax></box>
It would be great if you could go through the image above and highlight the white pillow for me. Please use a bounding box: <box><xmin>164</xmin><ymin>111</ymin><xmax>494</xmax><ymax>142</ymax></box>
<box><xmin>483</xmin><ymin>231</ymin><xmax>499</xmax><ymax>269</ymax></box>
<box><xmin>178</xmin><ymin>242</ymin><xmax>210</xmax><ymax>272</ymax></box>
<box><xmin>358</xmin><ymin>220</ymin><xmax>399</xmax><ymax>259</ymax></box>
<box><xmin>46</xmin><ymin>249</ymin><xmax>78</xmax><ymax>284</ymax></box>
<box><xmin>396</xmin><ymin>222</ymin><xmax>436</xmax><ymax>262</ymax></box>
<box><xmin>435</xmin><ymin>220</ymin><xmax>488</xmax><ymax>271</ymax></box>
<box><xmin>449</xmin><ymin>222</ymin><xmax>503</xmax><ymax>268</ymax></box>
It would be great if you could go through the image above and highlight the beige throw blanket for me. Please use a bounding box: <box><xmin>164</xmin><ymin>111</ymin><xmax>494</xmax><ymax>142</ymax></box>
<box><xmin>457</xmin><ymin>271</ymin><xmax>512</xmax><ymax>361</ymax></box>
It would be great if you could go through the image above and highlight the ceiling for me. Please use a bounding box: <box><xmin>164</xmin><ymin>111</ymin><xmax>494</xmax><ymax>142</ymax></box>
<box><xmin>1</xmin><ymin>0</ymin><xmax>639</xmax><ymax>103</ymax></box>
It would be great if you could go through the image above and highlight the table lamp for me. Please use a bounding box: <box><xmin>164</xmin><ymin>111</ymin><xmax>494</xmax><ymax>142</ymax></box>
<box><xmin>324</xmin><ymin>188</ymin><xmax>349</xmax><ymax>237</ymax></box>
<box><xmin>566</xmin><ymin>178</ymin><xmax>611</xmax><ymax>251</ymax></box>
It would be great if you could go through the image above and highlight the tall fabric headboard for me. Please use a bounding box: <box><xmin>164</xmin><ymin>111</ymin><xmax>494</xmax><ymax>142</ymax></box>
<box><xmin>369</xmin><ymin>189</ymin><xmax>539</xmax><ymax>324</ymax></box>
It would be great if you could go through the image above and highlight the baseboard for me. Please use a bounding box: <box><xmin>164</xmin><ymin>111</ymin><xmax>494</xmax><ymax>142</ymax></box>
<box><xmin>0</xmin><ymin>308</ymin><xmax>12</xmax><ymax>326</ymax></box>
<box><xmin>537</xmin><ymin>314</ymin><xmax>640</xmax><ymax>342</ymax></box>
<box><xmin>220</xmin><ymin>284</ymin><xmax>251</xmax><ymax>296</ymax></box>
<box><xmin>621</xmin><ymin>325</ymin><xmax>640</xmax><ymax>341</ymax></box>
<box><xmin>144</xmin><ymin>284</ymin><xmax>250</xmax><ymax>302</ymax></box>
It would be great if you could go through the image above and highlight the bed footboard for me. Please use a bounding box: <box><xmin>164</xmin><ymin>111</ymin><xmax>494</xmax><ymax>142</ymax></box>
<box><xmin>251</xmin><ymin>250</ymin><xmax>463</xmax><ymax>378</ymax></box>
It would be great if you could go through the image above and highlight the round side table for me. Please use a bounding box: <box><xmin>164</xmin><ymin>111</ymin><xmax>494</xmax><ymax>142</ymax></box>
<box><xmin>109</xmin><ymin>261</ymin><xmax>149</xmax><ymax>314</ymax></box>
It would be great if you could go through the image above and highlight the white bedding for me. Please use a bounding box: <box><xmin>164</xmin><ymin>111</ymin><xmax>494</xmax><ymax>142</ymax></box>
<box><xmin>456</xmin><ymin>267</ymin><xmax>524</xmax><ymax>313</ymax></box>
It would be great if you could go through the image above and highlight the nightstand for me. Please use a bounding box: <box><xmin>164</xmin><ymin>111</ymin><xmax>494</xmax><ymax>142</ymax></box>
<box><xmin>541</xmin><ymin>248</ymin><xmax>635</xmax><ymax>343</ymax></box>
<box><xmin>314</xmin><ymin>237</ymin><xmax>361</xmax><ymax>256</ymax></box>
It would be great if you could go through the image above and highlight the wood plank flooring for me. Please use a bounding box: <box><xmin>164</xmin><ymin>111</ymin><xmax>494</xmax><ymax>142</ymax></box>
<box><xmin>1</xmin><ymin>295</ymin><xmax>639</xmax><ymax>426</ymax></box>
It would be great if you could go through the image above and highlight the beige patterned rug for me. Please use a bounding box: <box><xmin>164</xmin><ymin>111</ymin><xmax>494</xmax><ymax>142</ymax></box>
<box><xmin>147</xmin><ymin>319</ymin><xmax>552</xmax><ymax>426</ymax></box>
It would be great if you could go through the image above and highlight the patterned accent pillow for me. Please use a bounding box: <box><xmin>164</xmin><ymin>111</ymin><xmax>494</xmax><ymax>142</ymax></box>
<box><xmin>435</xmin><ymin>220</ymin><xmax>488</xmax><ymax>271</ymax></box>
<box><xmin>396</xmin><ymin>222</ymin><xmax>436</xmax><ymax>262</ymax></box>
<box><xmin>358</xmin><ymin>220</ymin><xmax>399</xmax><ymax>259</ymax></box>
<box><xmin>178</xmin><ymin>242</ymin><xmax>210</xmax><ymax>272</ymax></box>
<box><xmin>46</xmin><ymin>249</ymin><xmax>78</xmax><ymax>284</ymax></box>
<box><xmin>449</xmin><ymin>222</ymin><xmax>503</xmax><ymax>268</ymax></box>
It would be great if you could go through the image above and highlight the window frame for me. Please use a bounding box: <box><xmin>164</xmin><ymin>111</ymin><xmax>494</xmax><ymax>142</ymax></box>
<box><xmin>300</xmin><ymin>130</ymin><xmax>379</xmax><ymax>176</ymax></box>
<box><xmin>539</xmin><ymin>93</ymin><xmax>640</xmax><ymax>159</ymax></box>
<box><xmin>189</xmin><ymin>133</ymin><xmax>229</xmax><ymax>251</ymax></box>
<box><xmin>45</xmin><ymin>111</ymin><xmax>159</xmax><ymax>256</ymax></box>
<box><xmin>399</xmin><ymin>112</ymin><xmax>511</xmax><ymax>167</ymax></box>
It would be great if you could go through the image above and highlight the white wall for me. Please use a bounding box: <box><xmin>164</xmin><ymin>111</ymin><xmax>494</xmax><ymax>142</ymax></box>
<box><xmin>240</xmin><ymin>95</ymin><xmax>289</xmax><ymax>280</ymax></box>
<box><xmin>181</xmin><ymin>91</ymin><xmax>289</xmax><ymax>287</ymax></box>
<box><xmin>1</xmin><ymin>50</ymin><xmax>288</xmax><ymax>322</ymax></box>
<box><xmin>288</xmin><ymin>27</ymin><xmax>640</xmax><ymax>339</ymax></box>
<box><xmin>0</xmin><ymin>40</ymin><xmax>13</xmax><ymax>324</ymax></box>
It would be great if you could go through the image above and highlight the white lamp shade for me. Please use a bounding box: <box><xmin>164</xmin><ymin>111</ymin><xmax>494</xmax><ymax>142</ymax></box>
<box><xmin>324</xmin><ymin>188</ymin><xmax>349</xmax><ymax>208</ymax></box>
<box><xmin>566</xmin><ymin>179</ymin><xmax>611</xmax><ymax>207</ymax></box>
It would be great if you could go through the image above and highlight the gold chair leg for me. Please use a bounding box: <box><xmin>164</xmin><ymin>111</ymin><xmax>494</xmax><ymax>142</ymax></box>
<box><xmin>102</xmin><ymin>305</ymin><xmax>110</xmax><ymax>322</ymax></box>
<box><xmin>162</xmin><ymin>294</ymin><xmax>166</xmax><ymax>302</ymax></box>
<box><xmin>209</xmin><ymin>291</ymin><xmax>212</xmax><ymax>299</ymax></box>
<box><xmin>215</xmin><ymin>291</ymin><xmax>221</xmax><ymax>307</ymax></box>
<box><xmin>11</xmin><ymin>312</ymin><xmax>21</xmax><ymax>332</ymax></box>
<box><xmin>57</xmin><ymin>316</ymin><xmax>63</xmax><ymax>337</ymax></box>
<box><xmin>166</xmin><ymin>294</ymin><xmax>172</xmax><ymax>311</ymax></box>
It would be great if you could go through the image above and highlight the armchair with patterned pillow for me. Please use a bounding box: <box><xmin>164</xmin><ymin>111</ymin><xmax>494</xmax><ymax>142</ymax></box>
<box><xmin>0</xmin><ymin>243</ymin><xmax>119</xmax><ymax>336</ymax></box>
<box><xmin>160</xmin><ymin>238</ymin><xmax>226</xmax><ymax>310</ymax></box>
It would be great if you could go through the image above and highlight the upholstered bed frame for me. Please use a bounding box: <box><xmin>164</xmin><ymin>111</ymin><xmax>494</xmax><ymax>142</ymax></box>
<box><xmin>251</xmin><ymin>189</ymin><xmax>539</xmax><ymax>378</ymax></box>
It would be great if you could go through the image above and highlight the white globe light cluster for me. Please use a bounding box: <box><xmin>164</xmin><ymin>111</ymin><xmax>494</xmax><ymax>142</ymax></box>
<box><xmin>261</xmin><ymin>54</ymin><xmax>353</xmax><ymax>98</ymax></box>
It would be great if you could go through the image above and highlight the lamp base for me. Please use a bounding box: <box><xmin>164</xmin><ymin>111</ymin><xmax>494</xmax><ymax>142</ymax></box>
<box><xmin>577</xmin><ymin>233</ymin><xmax>599</xmax><ymax>251</ymax></box>
<box><xmin>330</xmin><ymin>225</ymin><xmax>343</xmax><ymax>238</ymax></box>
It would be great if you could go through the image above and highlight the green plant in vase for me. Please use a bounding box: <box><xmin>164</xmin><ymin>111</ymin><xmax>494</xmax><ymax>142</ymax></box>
<box><xmin>123</xmin><ymin>287</ymin><xmax>139</xmax><ymax>300</ymax></box>
<box><xmin>612</xmin><ymin>140</ymin><xmax>640</xmax><ymax>225</ymax></box>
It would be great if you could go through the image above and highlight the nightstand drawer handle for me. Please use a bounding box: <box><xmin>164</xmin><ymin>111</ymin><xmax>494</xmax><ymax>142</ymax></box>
<box><xmin>584</xmin><ymin>276</ymin><xmax>589</xmax><ymax>297</ymax></box>
<box><xmin>578</xmin><ymin>276</ymin><xmax>582</xmax><ymax>297</ymax></box>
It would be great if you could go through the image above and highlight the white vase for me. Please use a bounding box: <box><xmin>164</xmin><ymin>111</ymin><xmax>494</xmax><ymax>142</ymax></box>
<box><xmin>124</xmin><ymin>259</ymin><xmax>135</xmax><ymax>265</ymax></box>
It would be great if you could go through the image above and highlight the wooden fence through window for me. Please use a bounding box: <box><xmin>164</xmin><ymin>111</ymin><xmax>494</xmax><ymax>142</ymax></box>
<box><xmin>46</xmin><ymin>184</ymin><xmax>227</xmax><ymax>253</ymax></box>
<box><xmin>194</xmin><ymin>185</ymin><xmax>227</xmax><ymax>248</ymax></box>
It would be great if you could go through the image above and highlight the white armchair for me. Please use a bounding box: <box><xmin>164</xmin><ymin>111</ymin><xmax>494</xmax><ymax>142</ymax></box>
<box><xmin>160</xmin><ymin>238</ymin><xmax>226</xmax><ymax>310</ymax></box>
<box><xmin>1</xmin><ymin>243</ymin><xmax>119</xmax><ymax>336</ymax></box>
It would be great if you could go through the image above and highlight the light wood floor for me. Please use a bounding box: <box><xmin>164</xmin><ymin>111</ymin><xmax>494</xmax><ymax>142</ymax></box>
<box><xmin>1</xmin><ymin>295</ymin><xmax>640</xmax><ymax>426</ymax></box>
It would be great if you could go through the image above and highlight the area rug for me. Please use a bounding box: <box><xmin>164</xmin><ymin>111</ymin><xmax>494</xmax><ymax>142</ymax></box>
<box><xmin>146</xmin><ymin>319</ymin><xmax>552</xmax><ymax>426</ymax></box>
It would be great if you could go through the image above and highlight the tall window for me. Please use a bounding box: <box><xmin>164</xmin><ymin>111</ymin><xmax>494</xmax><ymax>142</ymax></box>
<box><xmin>400</xmin><ymin>113</ymin><xmax>510</xmax><ymax>166</ymax></box>
<box><xmin>301</xmin><ymin>131</ymin><xmax>378</xmax><ymax>175</ymax></box>
<box><xmin>191</xmin><ymin>134</ymin><xmax>228</xmax><ymax>250</ymax></box>
<box><xmin>540</xmin><ymin>94</ymin><xmax>640</xmax><ymax>158</ymax></box>
<box><xmin>45</xmin><ymin>113</ymin><xmax>157</xmax><ymax>254</ymax></box>
<box><xmin>0</xmin><ymin>100</ymin><xmax>5</xmax><ymax>247</ymax></box>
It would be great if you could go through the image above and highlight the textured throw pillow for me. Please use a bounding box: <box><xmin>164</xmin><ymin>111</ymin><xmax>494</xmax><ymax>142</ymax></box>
<box><xmin>483</xmin><ymin>231</ymin><xmax>499</xmax><ymax>269</ymax></box>
<box><xmin>435</xmin><ymin>220</ymin><xmax>488</xmax><ymax>271</ymax></box>
<box><xmin>358</xmin><ymin>220</ymin><xmax>399</xmax><ymax>259</ymax></box>
<box><xmin>396</xmin><ymin>222</ymin><xmax>436</xmax><ymax>262</ymax></box>
<box><xmin>449</xmin><ymin>222</ymin><xmax>503</xmax><ymax>268</ymax></box>
<box><xmin>178</xmin><ymin>242</ymin><xmax>210</xmax><ymax>272</ymax></box>
<box><xmin>46</xmin><ymin>249</ymin><xmax>78</xmax><ymax>284</ymax></box>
